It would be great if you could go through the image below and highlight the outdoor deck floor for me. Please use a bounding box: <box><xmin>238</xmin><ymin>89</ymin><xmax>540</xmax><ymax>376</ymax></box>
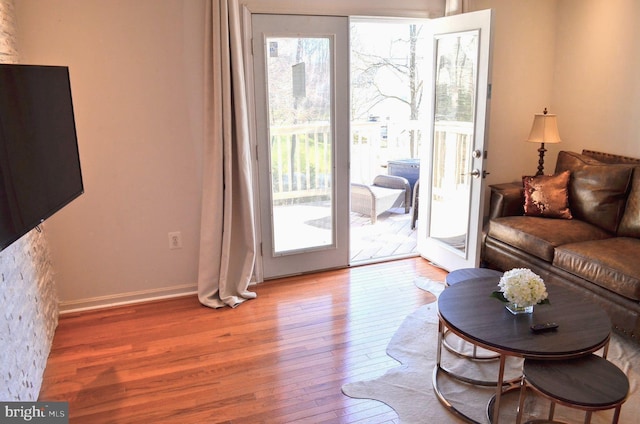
<box><xmin>273</xmin><ymin>203</ymin><xmax>418</xmax><ymax>264</ymax></box>
<box><xmin>350</xmin><ymin>207</ymin><xmax>417</xmax><ymax>263</ymax></box>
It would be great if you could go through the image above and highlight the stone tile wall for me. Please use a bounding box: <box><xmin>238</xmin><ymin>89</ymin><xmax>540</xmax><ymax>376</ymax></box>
<box><xmin>0</xmin><ymin>0</ymin><xmax>60</xmax><ymax>401</ymax></box>
<box><xmin>0</xmin><ymin>0</ymin><xmax>17</xmax><ymax>62</ymax></box>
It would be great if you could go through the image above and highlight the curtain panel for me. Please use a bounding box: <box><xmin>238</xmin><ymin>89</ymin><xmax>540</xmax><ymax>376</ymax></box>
<box><xmin>198</xmin><ymin>0</ymin><xmax>256</xmax><ymax>308</ymax></box>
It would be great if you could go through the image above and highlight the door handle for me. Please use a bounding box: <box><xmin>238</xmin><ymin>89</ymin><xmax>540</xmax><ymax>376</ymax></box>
<box><xmin>464</xmin><ymin>169</ymin><xmax>490</xmax><ymax>178</ymax></box>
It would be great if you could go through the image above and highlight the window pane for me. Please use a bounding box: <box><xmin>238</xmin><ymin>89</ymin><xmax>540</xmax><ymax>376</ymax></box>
<box><xmin>266</xmin><ymin>37</ymin><xmax>334</xmax><ymax>255</ymax></box>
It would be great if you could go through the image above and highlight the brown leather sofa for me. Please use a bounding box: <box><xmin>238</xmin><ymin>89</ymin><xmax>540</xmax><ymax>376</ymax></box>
<box><xmin>482</xmin><ymin>150</ymin><xmax>640</xmax><ymax>341</ymax></box>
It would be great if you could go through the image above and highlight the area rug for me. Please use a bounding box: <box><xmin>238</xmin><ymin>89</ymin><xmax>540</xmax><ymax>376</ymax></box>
<box><xmin>342</xmin><ymin>279</ymin><xmax>640</xmax><ymax>423</ymax></box>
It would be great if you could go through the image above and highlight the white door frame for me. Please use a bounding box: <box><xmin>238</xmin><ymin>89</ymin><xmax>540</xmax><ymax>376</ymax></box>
<box><xmin>417</xmin><ymin>9</ymin><xmax>493</xmax><ymax>271</ymax></box>
<box><xmin>250</xmin><ymin>13</ymin><xmax>350</xmax><ymax>280</ymax></box>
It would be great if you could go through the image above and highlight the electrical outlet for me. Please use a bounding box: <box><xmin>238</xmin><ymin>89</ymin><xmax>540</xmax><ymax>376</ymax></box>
<box><xmin>168</xmin><ymin>231</ymin><xmax>182</xmax><ymax>249</ymax></box>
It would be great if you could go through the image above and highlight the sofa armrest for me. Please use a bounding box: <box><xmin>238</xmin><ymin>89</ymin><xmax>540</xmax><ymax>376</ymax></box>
<box><xmin>488</xmin><ymin>182</ymin><xmax>524</xmax><ymax>220</ymax></box>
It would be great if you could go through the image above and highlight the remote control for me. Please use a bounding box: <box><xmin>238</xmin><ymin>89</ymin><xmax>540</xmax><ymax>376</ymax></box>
<box><xmin>530</xmin><ymin>322</ymin><xmax>559</xmax><ymax>333</ymax></box>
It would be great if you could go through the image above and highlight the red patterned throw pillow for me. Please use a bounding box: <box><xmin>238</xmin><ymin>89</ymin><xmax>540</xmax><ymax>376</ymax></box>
<box><xmin>522</xmin><ymin>171</ymin><xmax>572</xmax><ymax>219</ymax></box>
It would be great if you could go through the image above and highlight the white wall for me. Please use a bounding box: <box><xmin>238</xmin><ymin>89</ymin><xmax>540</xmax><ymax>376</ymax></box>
<box><xmin>477</xmin><ymin>0</ymin><xmax>640</xmax><ymax>180</ymax></box>
<box><xmin>469</xmin><ymin>0</ymin><xmax>559</xmax><ymax>185</ymax></box>
<box><xmin>16</xmin><ymin>0</ymin><xmax>206</xmax><ymax>310</ymax></box>
<box><xmin>553</xmin><ymin>0</ymin><xmax>640</xmax><ymax>157</ymax></box>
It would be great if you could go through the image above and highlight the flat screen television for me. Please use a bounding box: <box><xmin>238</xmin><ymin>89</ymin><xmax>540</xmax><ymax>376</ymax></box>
<box><xmin>0</xmin><ymin>64</ymin><xmax>84</xmax><ymax>251</ymax></box>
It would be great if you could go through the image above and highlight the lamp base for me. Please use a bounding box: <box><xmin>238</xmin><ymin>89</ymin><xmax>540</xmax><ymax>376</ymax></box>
<box><xmin>536</xmin><ymin>142</ymin><xmax>547</xmax><ymax>176</ymax></box>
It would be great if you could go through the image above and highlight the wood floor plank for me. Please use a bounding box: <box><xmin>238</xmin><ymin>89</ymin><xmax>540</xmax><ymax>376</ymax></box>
<box><xmin>39</xmin><ymin>257</ymin><xmax>446</xmax><ymax>423</ymax></box>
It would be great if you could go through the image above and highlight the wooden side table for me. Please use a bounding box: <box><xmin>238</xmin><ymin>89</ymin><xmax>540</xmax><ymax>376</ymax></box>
<box><xmin>516</xmin><ymin>354</ymin><xmax>629</xmax><ymax>424</ymax></box>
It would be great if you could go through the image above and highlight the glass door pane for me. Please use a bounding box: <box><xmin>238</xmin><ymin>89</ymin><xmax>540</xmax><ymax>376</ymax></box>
<box><xmin>429</xmin><ymin>31</ymin><xmax>478</xmax><ymax>254</ymax></box>
<box><xmin>265</xmin><ymin>36</ymin><xmax>334</xmax><ymax>255</ymax></box>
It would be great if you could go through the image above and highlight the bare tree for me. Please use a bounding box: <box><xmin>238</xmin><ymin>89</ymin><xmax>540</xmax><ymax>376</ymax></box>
<box><xmin>351</xmin><ymin>24</ymin><xmax>424</xmax><ymax>158</ymax></box>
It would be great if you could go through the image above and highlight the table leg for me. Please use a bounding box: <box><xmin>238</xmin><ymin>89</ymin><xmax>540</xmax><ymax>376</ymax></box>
<box><xmin>491</xmin><ymin>354</ymin><xmax>506</xmax><ymax>424</ymax></box>
<box><xmin>515</xmin><ymin>376</ymin><xmax>526</xmax><ymax>424</ymax></box>
<box><xmin>434</xmin><ymin>318</ymin><xmax>484</xmax><ymax>423</ymax></box>
<box><xmin>436</xmin><ymin>319</ymin><xmax>444</xmax><ymax>367</ymax></box>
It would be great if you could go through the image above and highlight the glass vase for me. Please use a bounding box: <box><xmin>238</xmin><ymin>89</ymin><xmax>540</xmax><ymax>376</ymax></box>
<box><xmin>506</xmin><ymin>303</ymin><xmax>533</xmax><ymax>315</ymax></box>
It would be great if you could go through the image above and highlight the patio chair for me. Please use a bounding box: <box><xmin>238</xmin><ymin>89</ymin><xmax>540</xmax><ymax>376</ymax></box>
<box><xmin>350</xmin><ymin>175</ymin><xmax>411</xmax><ymax>224</ymax></box>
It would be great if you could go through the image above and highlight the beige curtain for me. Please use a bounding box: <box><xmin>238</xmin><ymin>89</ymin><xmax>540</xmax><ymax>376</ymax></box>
<box><xmin>198</xmin><ymin>0</ymin><xmax>256</xmax><ymax>309</ymax></box>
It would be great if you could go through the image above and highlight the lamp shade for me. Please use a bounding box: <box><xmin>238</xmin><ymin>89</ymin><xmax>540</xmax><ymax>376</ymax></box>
<box><xmin>526</xmin><ymin>111</ymin><xmax>561</xmax><ymax>144</ymax></box>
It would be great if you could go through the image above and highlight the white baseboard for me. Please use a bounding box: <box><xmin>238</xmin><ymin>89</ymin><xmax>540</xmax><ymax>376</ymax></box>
<box><xmin>58</xmin><ymin>283</ymin><xmax>198</xmax><ymax>314</ymax></box>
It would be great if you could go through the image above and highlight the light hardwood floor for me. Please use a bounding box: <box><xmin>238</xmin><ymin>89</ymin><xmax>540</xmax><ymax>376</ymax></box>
<box><xmin>39</xmin><ymin>258</ymin><xmax>447</xmax><ymax>423</ymax></box>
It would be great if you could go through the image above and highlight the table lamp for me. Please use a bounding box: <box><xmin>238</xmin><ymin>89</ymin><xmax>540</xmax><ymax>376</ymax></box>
<box><xmin>526</xmin><ymin>108</ymin><xmax>561</xmax><ymax>175</ymax></box>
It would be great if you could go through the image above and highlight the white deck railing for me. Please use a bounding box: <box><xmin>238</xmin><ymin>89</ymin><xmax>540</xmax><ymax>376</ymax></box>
<box><xmin>268</xmin><ymin>120</ymin><xmax>474</xmax><ymax>202</ymax></box>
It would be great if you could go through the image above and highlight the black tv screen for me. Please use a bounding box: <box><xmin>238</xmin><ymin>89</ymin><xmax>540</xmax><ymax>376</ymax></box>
<box><xmin>0</xmin><ymin>64</ymin><xmax>84</xmax><ymax>251</ymax></box>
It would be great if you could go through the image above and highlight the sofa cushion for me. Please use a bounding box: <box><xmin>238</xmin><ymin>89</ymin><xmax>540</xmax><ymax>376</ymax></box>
<box><xmin>554</xmin><ymin>237</ymin><xmax>640</xmax><ymax>301</ymax></box>
<box><xmin>487</xmin><ymin>216</ymin><xmax>612</xmax><ymax>262</ymax></box>
<box><xmin>618</xmin><ymin>166</ymin><xmax>640</xmax><ymax>237</ymax></box>
<box><xmin>555</xmin><ymin>151</ymin><xmax>633</xmax><ymax>233</ymax></box>
<box><xmin>522</xmin><ymin>171</ymin><xmax>572</xmax><ymax>219</ymax></box>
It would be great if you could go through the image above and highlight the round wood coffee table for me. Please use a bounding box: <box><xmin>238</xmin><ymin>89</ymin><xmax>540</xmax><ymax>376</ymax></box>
<box><xmin>434</xmin><ymin>276</ymin><xmax>612</xmax><ymax>424</ymax></box>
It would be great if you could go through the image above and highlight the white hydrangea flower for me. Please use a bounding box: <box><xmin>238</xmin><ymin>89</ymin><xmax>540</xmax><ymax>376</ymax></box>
<box><xmin>498</xmin><ymin>268</ymin><xmax>548</xmax><ymax>307</ymax></box>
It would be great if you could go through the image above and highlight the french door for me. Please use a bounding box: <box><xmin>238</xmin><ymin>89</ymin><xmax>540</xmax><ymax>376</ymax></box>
<box><xmin>252</xmin><ymin>15</ymin><xmax>350</xmax><ymax>279</ymax></box>
<box><xmin>417</xmin><ymin>9</ymin><xmax>493</xmax><ymax>270</ymax></box>
<box><xmin>252</xmin><ymin>11</ymin><xmax>493</xmax><ymax>279</ymax></box>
